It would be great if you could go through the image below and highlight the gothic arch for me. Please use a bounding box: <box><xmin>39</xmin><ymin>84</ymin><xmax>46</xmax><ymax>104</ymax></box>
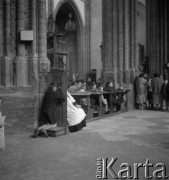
<box><xmin>54</xmin><ymin>0</ymin><xmax>84</xmax><ymax>29</ymax></box>
<box><xmin>54</xmin><ymin>0</ymin><xmax>85</xmax><ymax>79</ymax></box>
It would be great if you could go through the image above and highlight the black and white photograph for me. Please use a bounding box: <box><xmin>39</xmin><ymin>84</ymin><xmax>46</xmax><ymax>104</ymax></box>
<box><xmin>0</xmin><ymin>0</ymin><xmax>169</xmax><ymax>179</ymax></box>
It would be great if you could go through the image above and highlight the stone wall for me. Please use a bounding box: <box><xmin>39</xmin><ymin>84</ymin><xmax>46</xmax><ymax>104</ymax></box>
<box><xmin>147</xmin><ymin>0</ymin><xmax>169</xmax><ymax>76</ymax></box>
<box><xmin>0</xmin><ymin>87</ymin><xmax>37</xmax><ymax>135</ymax></box>
<box><xmin>0</xmin><ymin>0</ymin><xmax>50</xmax><ymax>134</ymax></box>
<box><xmin>90</xmin><ymin>0</ymin><xmax>102</xmax><ymax>80</ymax></box>
<box><xmin>102</xmin><ymin>0</ymin><xmax>138</xmax><ymax>87</ymax></box>
<box><xmin>137</xmin><ymin>1</ymin><xmax>146</xmax><ymax>55</ymax></box>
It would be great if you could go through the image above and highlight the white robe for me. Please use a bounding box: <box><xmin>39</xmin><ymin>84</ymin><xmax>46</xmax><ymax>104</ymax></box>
<box><xmin>67</xmin><ymin>92</ymin><xmax>86</xmax><ymax>126</ymax></box>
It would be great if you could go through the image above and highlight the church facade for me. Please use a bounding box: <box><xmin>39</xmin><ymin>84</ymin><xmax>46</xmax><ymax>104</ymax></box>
<box><xmin>0</xmin><ymin>0</ymin><xmax>168</xmax><ymax>132</ymax></box>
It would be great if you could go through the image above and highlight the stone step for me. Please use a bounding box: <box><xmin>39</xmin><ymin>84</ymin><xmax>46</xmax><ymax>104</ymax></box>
<box><xmin>47</xmin><ymin>127</ymin><xmax>68</xmax><ymax>137</ymax></box>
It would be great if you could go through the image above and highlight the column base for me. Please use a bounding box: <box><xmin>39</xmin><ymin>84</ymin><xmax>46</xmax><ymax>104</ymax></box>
<box><xmin>1</xmin><ymin>56</ymin><xmax>12</xmax><ymax>87</ymax></box>
<box><xmin>28</xmin><ymin>56</ymin><xmax>39</xmax><ymax>87</ymax></box>
<box><xmin>123</xmin><ymin>69</ymin><xmax>130</xmax><ymax>86</ymax></box>
<box><xmin>14</xmin><ymin>56</ymin><xmax>28</xmax><ymax>87</ymax></box>
<box><xmin>117</xmin><ymin>68</ymin><xmax>123</xmax><ymax>85</ymax></box>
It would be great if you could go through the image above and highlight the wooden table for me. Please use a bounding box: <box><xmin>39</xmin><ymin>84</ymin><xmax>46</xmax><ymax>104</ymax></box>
<box><xmin>70</xmin><ymin>92</ymin><xmax>92</xmax><ymax>119</ymax></box>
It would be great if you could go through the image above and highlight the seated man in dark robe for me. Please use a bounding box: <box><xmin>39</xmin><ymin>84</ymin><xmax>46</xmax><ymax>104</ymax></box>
<box><xmin>32</xmin><ymin>83</ymin><xmax>65</xmax><ymax>138</ymax></box>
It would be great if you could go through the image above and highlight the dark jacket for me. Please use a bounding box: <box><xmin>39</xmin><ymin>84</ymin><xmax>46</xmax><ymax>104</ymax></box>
<box><xmin>103</xmin><ymin>87</ymin><xmax>114</xmax><ymax>92</ymax></box>
<box><xmin>42</xmin><ymin>90</ymin><xmax>65</xmax><ymax>109</ymax></box>
<box><xmin>38</xmin><ymin>90</ymin><xmax>66</xmax><ymax>126</ymax></box>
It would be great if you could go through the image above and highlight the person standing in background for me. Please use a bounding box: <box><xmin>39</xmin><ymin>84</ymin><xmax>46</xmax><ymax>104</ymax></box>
<box><xmin>0</xmin><ymin>98</ymin><xmax>6</xmax><ymax>151</ymax></box>
<box><xmin>161</xmin><ymin>77</ymin><xmax>168</xmax><ymax>110</ymax></box>
<box><xmin>152</xmin><ymin>73</ymin><xmax>163</xmax><ymax>110</ymax></box>
<box><xmin>135</xmin><ymin>73</ymin><xmax>147</xmax><ymax>110</ymax></box>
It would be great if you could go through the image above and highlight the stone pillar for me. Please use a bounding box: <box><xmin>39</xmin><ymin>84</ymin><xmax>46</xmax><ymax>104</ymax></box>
<box><xmin>112</xmin><ymin>0</ymin><xmax>118</xmax><ymax>87</ymax></box>
<box><xmin>117</xmin><ymin>0</ymin><xmax>124</xmax><ymax>84</ymax></box>
<box><xmin>164</xmin><ymin>0</ymin><xmax>168</xmax><ymax>64</ymax></box>
<box><xmin>147</xmin><ymin>0</ymin><xmax>162</xmax><ymax>75</ymax></box>
<box><xmin>159</xmin><ymin>0</ymin><xmax>165</xmax><ymax>74</ymax></box>
<box><xmin>38</xmin><ymin>0</ymin><xmax>50</xmax><ymax>92</ymax></box>
<box><xmin>0</xmin><ymin>0</ymin><xmax>4</xmax><ymax>85</ymax></box>
<box><xmin>156</xmin><ymin>0</ymin><xmax>160</xmax><ymax>73</ymax></box>
<box><xmin>123</xmin><ymin>0</ymin><xmax>130</xmax><ymax>85</ymax></box>
<box><xmin>29</xmin><ymin>0</ymin><xmax>39</xmax><ymax>129</ymax></box>
<box><xmin>133</xmin><ymin>0</ymin><xmax>138</xmax><ymax>75</ymax></box>
<box><xmin>147</xmin><ymin>0</ymin><xmax>151</xmax><ymax>74</ymax></box>
<box><xmin>130</xmin><ymin>0</ymin><xmax>136</xmax><ymax>82</ymax></box>
<box><xmin>0</xmin><ymin>1</ymin><xmax>3</xmax><ymax>57</ymax></box>
<box><xmin>28</xmin><ymin>0</ymin><xmax>38</xmax><ymax>86</ymax></box>
<box><xmin>102</xmin><ymin>0</ymin><xmax>114</xmax><ymax>84</ymax></box>
<box><xmin>14</xmin><ymin>0</ymin><xmax>27</xmax><ymax>87</ymax></box>
<box><xmin>166</xmin><ymin>0</ymin><xmax>169</xmax><ymax>62</ymax></box>
<box><xmin>2</xmin><ymin>0</ymin><xmax>11</xmax><ymax>87</ymax></box>
<box><xmin>85</xmin><ymin>0</ymin><xmax>91</xmax><ymax>75</ymax></box>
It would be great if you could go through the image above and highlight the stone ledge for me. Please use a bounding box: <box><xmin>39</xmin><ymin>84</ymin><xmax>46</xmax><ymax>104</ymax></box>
<box><xmin>47</xmin><ymin>127</ymin><xmax>68</xmax><ymax>137</ymax></box>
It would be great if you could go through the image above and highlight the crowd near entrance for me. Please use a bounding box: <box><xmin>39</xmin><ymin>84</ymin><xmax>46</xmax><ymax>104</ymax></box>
<box><xmin>135</xmin><ymin>71</ymin><xmax>169</xmax><ymax>112</ymax></box>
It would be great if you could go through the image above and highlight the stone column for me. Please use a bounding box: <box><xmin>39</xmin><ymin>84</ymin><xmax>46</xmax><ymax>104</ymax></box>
<box><xmin>38</xmin><ymin>0</ymin><xmax>50</xmax><ymax>92</ymax></box>
<box><xmin>130</xmin><ymin>0</ymin><xmax>136</xmax><ymax>82</ymax></box>
<box><xmin>167</xmin><ymin>0</ymin><xmax>169</xmax><ymax>62</ymax></box>
<box><xmin>123</xmin><ymin>0</ymin><xmax>130</xmax><ymax>85</ymax></box>
<box><xmin>117</xmin><ymin>0</ymin><xmax>124</xmax><ymax>84</ymax></box>
<box><xmin>0</xmin><ymin>0</ymin><xmax>4</xmax><ymax>85</ymax></box>
<box><xmin>28</xmin><ymin>0</ymin><xmax>38</xmax><ymax>86</ymax></box>
<box><xmin>160</xmin><ymin>0</ymin><xmax>165</xmax><ymax>74</ymax></box>
<box><xmin>112</xmin><ymin>0</ymin><xmax>118</xmax><ymax>87</ymax></box>
<box><xmin>0</xmin><ymin>1</ymin><xmax>3</xmax><ymax>57</ymax></box>
<box><xmin>133</xmin><ymin>0</ymin><xmax>138</xmax><ymax>75</ymax></box>
<box><xmin>156</xmin><ymin>0</ymin><xmax>160</xmax><ymax>73</ymax></box>
<box><xmin>85</xmin><ymin>0</ymin><xmax>91</xmax><ymax>75</ymax></box>
<box><xmin>102</xmin><ymin>0</ymin><xmax>114</xmax><ymax>84</ymax></box>
<box><xmin>2</xmin><ymin>0</ymin><xmax>11</xmax><ymax>87</ymax></box>
<box><xmin>164</xmin><ymin>0</ymin><xmax>168</xmax><ymax>63</ymax></box>
<box><xmin>14</xmin><ymin>0</ymin><xmax>27</xmax><ymax>87</ymax></box>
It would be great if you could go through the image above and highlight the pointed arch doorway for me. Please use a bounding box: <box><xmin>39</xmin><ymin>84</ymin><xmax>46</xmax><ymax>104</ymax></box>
<box><xmin>53</xmin><ymin>1</ymin><xmax>84</xmax><ymax>81</ymax></box>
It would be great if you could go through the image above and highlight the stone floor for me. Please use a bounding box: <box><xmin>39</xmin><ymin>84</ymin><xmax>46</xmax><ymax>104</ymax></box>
<box><xmin>0</xmin><ymin>110</ymin><xmax>169</xmax><ymax>180</ymax></box>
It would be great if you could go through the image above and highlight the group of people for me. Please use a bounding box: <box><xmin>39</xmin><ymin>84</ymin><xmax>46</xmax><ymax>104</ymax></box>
<box><xmin>32</xmin><ymin>79</ymin><xmax>128</xmax><ymax>138</ymax></box>
<box><xmin>68</xmin><ymin>79</ymin><xmax>128</xmax><ymax>115</ymax></box>
<box><xmin>32</xmin><ymin>83</ymin><xmax>86</xmax><ymax>138</ymax></box>
<box><xmin>135</xmin><ymin>73</ymin><xmax>169</xmax><ymax>110</ymax></box>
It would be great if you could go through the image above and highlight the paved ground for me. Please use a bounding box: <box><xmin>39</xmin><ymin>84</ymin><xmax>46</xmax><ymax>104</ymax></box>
<box><xmin>0</xmin><ymin>110</ymin><xmax>169</xmax><ymax>180</ymax></box>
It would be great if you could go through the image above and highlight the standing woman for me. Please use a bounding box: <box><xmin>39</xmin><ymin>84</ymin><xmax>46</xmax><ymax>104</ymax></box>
<box><xmin>136</xmin><ymin>73</ymin><xmax>147</xmax><ymax>110</ymax></box>
<box><xmin>152</xmin><ymin>73</ymin><xmax>163</xmax><ymax>110</ymax></box>
<box><xmin>165</xmin><ymin>79</ymin><xmax>169</xmax><ymax>110</ymax></box>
